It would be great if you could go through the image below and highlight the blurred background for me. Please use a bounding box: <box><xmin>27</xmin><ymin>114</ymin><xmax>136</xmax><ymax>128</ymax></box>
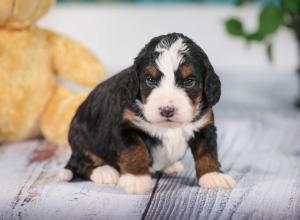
<box><xmin>40</xmin><ymin>0</ymin><xmax>298</xmax><ymax>76</ymax></box>
<box><xmin>1</xmin><ymin>1</ymin><xmax>300</xmax><ymax>218</ymax></box>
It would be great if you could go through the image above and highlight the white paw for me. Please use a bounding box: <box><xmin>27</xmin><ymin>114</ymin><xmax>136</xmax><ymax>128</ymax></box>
<box><xmin>163</xmin><ymin>161</ymin><xmax>184</xmax><ymax>175</ymax></box>
<box><xmin>199</xmin><ymin>172</ymin><xmax>236</xmax><ymax>189</ymax></box>
<box><xmin>118</xmin><ymin>174</ymin><xmax>152</xmax><ymax>194</ymax></box>
<box><xmin>59</xmin><ymin>168</ymin><xmax>73</xmax><ymax>181</ymax></box>
<box><xmin>90</xmin><ymin>165</ymin><xmax>119</xmax><ymax>185</ymax></box>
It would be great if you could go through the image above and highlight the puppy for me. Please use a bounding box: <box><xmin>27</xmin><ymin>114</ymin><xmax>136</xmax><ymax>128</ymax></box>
<box><xmin>60</xmin><ymin>33</ymin><xmax>236</xmax><ymax>194</ymax></box>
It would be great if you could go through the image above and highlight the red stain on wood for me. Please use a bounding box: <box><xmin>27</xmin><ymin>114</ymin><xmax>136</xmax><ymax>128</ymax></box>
<box><xmin>28</xmin><ymin>142</ymin><xmax>57</xmax><ymax>165</ymax></box>
<box><xmin>12</xmin><ymin>141</ymin><xmax>60</xmax><ymax>212</ymax></box>
<box><xmin>23</xmin><ymin>169</ymin><xmax>47</xmax><ymax>204</ymax></box>
<box><xmin>12</xmin><ymin>179</ymin><xmax>28</xmax><ymax>210</ymax></box>
<box><xmin>12</xmin><ymin>166</ymin><xmax>52</xmax><ymax>210</ymax></box>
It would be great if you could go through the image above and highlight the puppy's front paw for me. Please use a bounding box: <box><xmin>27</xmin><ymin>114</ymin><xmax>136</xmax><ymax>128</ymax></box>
<box><xmin>163</xmin><ymin>161</ymin><xmax>184</xmax><ymax>175</ymax></box>
<box><xmin>118</xmin><ymin>174</ymin><xmax>151</xmax><ymax>194</ymax></box>
<box><xmin>199</xmin><ymin>172</ymin><xmax>236</xmax><ymax>189</ymax></box>
<box><xmin>90</xmin><ymin>165</ymin><xmax>119</xmax><ymax>185</ymax></box>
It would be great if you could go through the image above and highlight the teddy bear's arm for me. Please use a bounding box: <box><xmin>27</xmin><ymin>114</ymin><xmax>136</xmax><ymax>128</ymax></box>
<box><xmin>49</xmin><ymin>32</ymin><xmax>106</xmax><ymax>87</ymax></box>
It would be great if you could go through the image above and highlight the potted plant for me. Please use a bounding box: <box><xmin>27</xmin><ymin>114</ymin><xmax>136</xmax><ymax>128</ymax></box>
<box><xmin>225</xmin><ymin>0</ymin><xmax>300</xmax><ymax>108</ymax></box>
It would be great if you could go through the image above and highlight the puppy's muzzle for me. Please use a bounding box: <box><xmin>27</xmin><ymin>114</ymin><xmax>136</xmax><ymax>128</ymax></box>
<box><xmin>159</xmin><ymin>106</ymin><xmax>175</xmax><ymax>118</ymax></box>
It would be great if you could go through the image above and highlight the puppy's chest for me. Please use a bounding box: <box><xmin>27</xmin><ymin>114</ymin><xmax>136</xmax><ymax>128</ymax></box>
<box><xmin>148</xmin><ymin>127</ymin><xmax>193</xmax><ymax>171</ymax></box>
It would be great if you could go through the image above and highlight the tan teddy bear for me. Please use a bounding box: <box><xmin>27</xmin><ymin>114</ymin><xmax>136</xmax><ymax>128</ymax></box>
<box><xmin>0</xmin><ymin>0</ymin><xmax>106</xmax><ymax>146</ymax></box>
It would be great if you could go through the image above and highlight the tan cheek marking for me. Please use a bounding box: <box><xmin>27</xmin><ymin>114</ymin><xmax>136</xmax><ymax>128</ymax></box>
<box><xmin>195</xmin><ymin>108</ymin><xmax>215</xmax><ymax>129</ymax></box>
<box><xmin>122</xmin><ymin>108</ymin><xmax>144</xmax><ymax>128</ymax></box>
<box><xmin>191</xmin><ymin>94</ymin><xmax>203</xmax><ymax>115</ymax></box>
<box><xmin>118</xmin><ymin>137</ymin><xmax>150</xmax><ymax>175</ymax></box>
<box><xmin>147</xmin><ymin>65</ymin><xmax>158</xmax><ymax>78</ymax></box>
<box><xmin>180</xmin><ymin>64</ymin><xmax>193</xmax><ymax>77</ymax></box>
<box><xmin>205</xmin><ymin>108</ymin><xmax>214</xmax><ymax>125</ymax></box>
<box><xmin>123</xmin><ymin>108</ymin><xmax>136</xmax><ymax>122</ymax></box>
<box><xmin>141</xmin><ymin>94</ymin><xmax>147</xmax><ymax>104</ymax></box>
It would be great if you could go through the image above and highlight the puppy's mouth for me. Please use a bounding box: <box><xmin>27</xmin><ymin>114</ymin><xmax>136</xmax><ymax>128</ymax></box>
<box><xmin>154</xmin><ymin>119</ymin><xmax>183</xmax><ymax>128</ymax></box>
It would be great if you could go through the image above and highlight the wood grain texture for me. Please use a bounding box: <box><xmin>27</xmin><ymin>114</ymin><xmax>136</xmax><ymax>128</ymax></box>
<box><xmin>1</xmin><ymin>73</ymin><xmax>300</xmax><ymax>219</ymax></box>
<box><xmin>0</xmin><ymin>141</ymin><xmax>152</xmax><ymax>220</ymax></box>
<box><xmin>144</xmin><ymin>73</ymin><xmax>300</xmax><ymax>220</ymax></box>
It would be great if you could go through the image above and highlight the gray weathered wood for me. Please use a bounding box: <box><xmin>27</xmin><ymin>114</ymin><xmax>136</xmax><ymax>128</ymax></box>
<box><xmin>0</xmin><ymin>141</ymin><xmax>151</xmax><ymax>220</ymax></box>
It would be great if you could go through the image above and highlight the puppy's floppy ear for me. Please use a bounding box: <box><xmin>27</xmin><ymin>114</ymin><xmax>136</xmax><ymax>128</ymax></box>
<box><xmin>127</xmin><ymin>66</ymin><xmax>140</xmax><ymax>101</ymax></box>
<box><xmin>202</xmin><ymin>54</ymin><xmax>221</xmax><ymax>107</ymax></box>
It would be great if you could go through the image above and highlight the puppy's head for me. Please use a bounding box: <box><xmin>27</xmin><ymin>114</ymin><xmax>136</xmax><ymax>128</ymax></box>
<box><xmin>133</xmin><ymin>33</ymin><xmax>220</xmax><ymax>127</ymax></box>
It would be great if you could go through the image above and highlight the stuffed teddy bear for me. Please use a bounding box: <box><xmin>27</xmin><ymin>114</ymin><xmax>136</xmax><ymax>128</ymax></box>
<box><xmin>0</xmin><ymin>0</ymin><xmax>106</xmax><ymax>146</ymax></box>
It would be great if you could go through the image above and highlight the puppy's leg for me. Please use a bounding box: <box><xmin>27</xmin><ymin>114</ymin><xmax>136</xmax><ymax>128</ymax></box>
<box><xmin>118</xmin><ymin>135</ymin><xmax>152</xmax><ymax>194</ymax></box>
<box><xmin>163</xmin><ymin>161</ymin><xmax>184</xmax><ymax>175</ymax></box>
<box><xmin>190</xmin><ymin>124</ymin><xmax>236</xmax><ymax>189</ymax></box>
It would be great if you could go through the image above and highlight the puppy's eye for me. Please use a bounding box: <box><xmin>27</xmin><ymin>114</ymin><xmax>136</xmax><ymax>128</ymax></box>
<box><xmin>145</xmin><ymin>76</ymin><xmax>158</xmax><ymax>88</ymax></box>
<box><xmin>183</xmin><ymin>78</ymin><xmax>196</xmax><ymax>89</ymax></box>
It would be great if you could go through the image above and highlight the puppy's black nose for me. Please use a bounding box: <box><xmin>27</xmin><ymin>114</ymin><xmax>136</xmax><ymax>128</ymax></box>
<box><xmin>159</xmin><ymin>106</ymin><xmax>175</xmax><ymax>118</ymax></box>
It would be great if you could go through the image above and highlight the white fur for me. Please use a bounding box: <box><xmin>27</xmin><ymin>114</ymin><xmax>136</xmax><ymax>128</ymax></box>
<box><xmin>118</xmin><ymin>174</ymin><xmax>152</xmax><ymax>194</ymax></box>
<box><xmin>143</xmin><ymin>38</ymin><xmax>193</xmax><ymax>124</ymax></box>
<box><xmin>59</xmin><ymin>168</ymin><xmax>73</xmax><ymax>181</ymax></box>
<box><xmin>150</xmin><ymin>128</ymin><xmax>188</xmax><ymax>171</ymax></box>
<box><xmin>90</xmin><ymin>165</ymin><xmax>119</xmax><ymax>185</ymax></box>
<box><xmin>199</xmin><ymin>172</ymin><xmax>236</xmax><ymax>189</ymax></box>
<box><xmin>163</xmin><ymin>161</ymin><xmax>184</xmax><ymax>175</ymax></box>
<box><xmin>131</xmin><ymin>110</ymin><xmax>212</xmax><ymax>171</ymax></box>
<box><xmin>155</xmin><ymin>38</ymin><xmax>187</xmax><ymax>73</ymax></box>
<box><xmin>143</xmin><ymin>86</ymin><xmax>193</xmax><ymax>125</ymax></box>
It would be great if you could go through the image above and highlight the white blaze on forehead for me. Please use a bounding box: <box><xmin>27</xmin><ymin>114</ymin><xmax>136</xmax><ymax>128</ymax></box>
<box><xmin>143</xmin><ymin>37</ymin><xmax>193</xmax><ymax>124</ymax></box>
<box><xmin>155</xmin><ymin>38</ymin><xmax>187</xmax><ymax>88</ymax></box>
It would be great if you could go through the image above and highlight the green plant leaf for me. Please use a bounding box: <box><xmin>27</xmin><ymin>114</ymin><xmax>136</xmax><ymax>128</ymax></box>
<box><xmin>225</xmin><ymin>18</ymin><xmax>244</xmax><ymax>36</ymax></box>
<box><xmin>266</xmin><ymin>42</ymin><xmax>273</xmax><ymax>61</ymax></box>
<box><xmin>282</xmin><ymin>0</ymin><xmax>300</xmax><ymax>13</ymax></box>
<box><xmin>258</xmin><ymin>4</ymin><xmax>284</xmax><ymax>38</ymax></box>
<box><xmin>245</xmin><ymin>32</ymin><xmax>264</xmax><ymax>41</ymax></box>
<box><xmin>235</xmin><ymin>0</ymin><xmax>256</xmax><ymax>6</ymax></box>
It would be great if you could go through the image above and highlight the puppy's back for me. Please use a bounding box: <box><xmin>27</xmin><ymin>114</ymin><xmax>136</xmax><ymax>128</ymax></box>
<box><xmin>68</xmin><ymin>67</ymin><xmax>138</xmax><ymax>157</ymax></box>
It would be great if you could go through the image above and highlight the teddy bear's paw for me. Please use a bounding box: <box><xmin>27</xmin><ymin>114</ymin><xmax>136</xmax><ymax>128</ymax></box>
<box><xmin>90</xmin><ymin>165</ymin><xmax>119</xmax><ymax>185</ymax></box>
<box><xmin>198</xmin><ymin>172</ymin><xmax>236</xmax><ymax>189</ymax></box>
<box><xmin>163</xmin><ymin>161</ymin><xmax>184</xmax><ymax>175</ymax></box>
<box><xmin>118</xmin><ymin>174</ymin><xmax>152</xmax><ymax>194</ymax></box>
<box><xmin>59</xmin><ymin>168</ymin><xmax>74</xmax><ymax>181</ymax></box>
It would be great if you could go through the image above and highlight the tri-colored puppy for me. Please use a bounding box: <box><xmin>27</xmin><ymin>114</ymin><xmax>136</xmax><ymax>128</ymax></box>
<box><xmin>60</xmin><ymin>33</ymin><xmax>236</xmax><ymax>194</ymax></box>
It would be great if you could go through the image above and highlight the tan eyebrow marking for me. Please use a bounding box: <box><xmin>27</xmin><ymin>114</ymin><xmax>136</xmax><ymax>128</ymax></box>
<box><xmin>147</xmin><ymin>65</ymin><xmax>158</xmax><ymax>78</ymax></box>
<box><xmin>180</xmin><ymin>64</ymin><xmax>194</xmax><ymax>77</ymax></box>
<box><xmin>191</xmin><ymin>94</ymin><xmax>202</xmax><ymax>115</ymax></box>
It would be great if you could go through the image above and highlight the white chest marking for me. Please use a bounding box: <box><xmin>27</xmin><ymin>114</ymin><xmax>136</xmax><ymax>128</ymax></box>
<box><xmin>131</xmin><ymin>110</ymin><xmax>212</xmax><ymax>171</ymax></box>
<box><xmin>150</xmin><ymin>127</ymin><xmax>189</xmax><ymax>171</ymax></box>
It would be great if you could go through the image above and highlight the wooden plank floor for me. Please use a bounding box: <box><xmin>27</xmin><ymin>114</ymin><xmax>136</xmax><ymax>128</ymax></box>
<box><xmin>0</xmin><ymin>141</ymin><xmax>152</xmax><ymax>220</ymax></box>
<box><xmin>1</xmin><ymin>73</ymin><xmax>300</xmax><ymax>220</ymax></box>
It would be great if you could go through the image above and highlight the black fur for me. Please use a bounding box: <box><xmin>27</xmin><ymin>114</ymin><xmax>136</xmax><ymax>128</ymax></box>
<box><xmin>68</xmin><ymin>68</ymin><xmax>141</xmax><ymax>171</ymax></box>
<box><xmin>65</xmin><ymin>33</ymin><xmax>222</xmax><ymax>181</ymax></box>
